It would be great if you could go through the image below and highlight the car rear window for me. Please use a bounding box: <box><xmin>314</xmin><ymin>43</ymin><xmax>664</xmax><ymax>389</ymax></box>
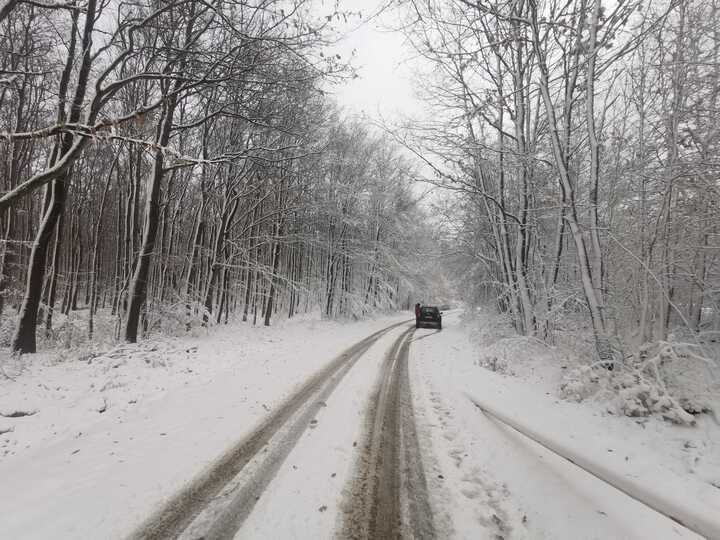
<box><xmin>421</xmin><ymin>307</ymin><xmax>437</xmax><ymax>315</ymax></box>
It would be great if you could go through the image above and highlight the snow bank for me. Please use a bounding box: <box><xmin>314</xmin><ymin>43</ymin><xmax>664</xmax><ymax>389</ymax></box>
<box><xmin>559</xmin><ymin>340</ymin><xmax>720</xmax><ymax>426</ymax></box>
<box><xmin>461</xmin><ymin>306</ymin><xmax>720</xmax><ymax>425</ymax></box>
<box><xmin>469</xmin><ymin>395</ymin><xmax>720</xmax><ymax>539</ymax></box>
<box><xmin>411</xmin><ymin>311</ymin><xmax>720</xmax><ymax>539</ymax></box>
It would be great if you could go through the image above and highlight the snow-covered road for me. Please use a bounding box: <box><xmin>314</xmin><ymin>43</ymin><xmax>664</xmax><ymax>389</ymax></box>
<box><xmin>2</xmin><ymin>310</ymin><xmax>719</xmax><ymax>539</ymax></box>
<box><xmin>0</xmin><ymin>315</ymin><xmax>410</xmax><ymax>539</ymax></box>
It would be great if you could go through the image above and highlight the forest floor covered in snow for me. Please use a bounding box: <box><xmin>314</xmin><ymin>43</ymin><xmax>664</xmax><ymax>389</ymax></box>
<box><xmin>0</xmin><ymin>312</ymin><xmax>410</xmax><ymax>538</ymax></box>
<box><xmin>1</xmin><ymin>308</ymin><xmax>719</xmax><ymax>539</ymax></box>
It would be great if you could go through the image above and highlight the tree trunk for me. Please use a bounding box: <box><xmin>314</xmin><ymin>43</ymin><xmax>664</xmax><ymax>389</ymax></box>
<box><xmin>10</xmin><ymin>0</ymin><xmax>95</xmax><ymax>351</ymax></box>
<box><xmin>531</xmin><ymin>8</ymin><xmax>614</xmax><ymax>363</ymax></box>
<box><xmin>12</xmin><ymin>178</ymin><xmax>67</xmax><ymax>352</ymax></box>
<box><xmin>264</xmin><ymin>220</ymin><xmax>283</xmax><ymax>326</ymax></box>
<box><xmin>585</xmin><ymin>0</ymin><xmax>605</xmax><ymax>306</ymax></box>
<box><xmin>0</xmin><ymin>211</ymin><xmax>15</xmax><ymax>319</ymax></box>
<box><xmin>89</xmin><ymin>158</ymin><xmax>115</xmax><ymax>339</ymax></box>
<box><xmin>44</xmin><ymin>210</ymin><xmax>64</xmax><ymax>337</ymax></box>
<box><xmin>124</xmin><ymin>95</ymin><xmax>177</xmax><ymax>343</ymax></box>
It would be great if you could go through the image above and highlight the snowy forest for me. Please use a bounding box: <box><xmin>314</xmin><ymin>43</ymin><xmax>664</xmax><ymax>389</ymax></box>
<box><xmin>0</xmin><ymin>0</ymin><xmax>447</xmax><ymax>354</ymax></box>
<box><xmin>1</xmin><ymin>1</ymin><xmax>720</xmax><ymax>537</ymax></box>
<box><xmin>397</xmin><ymin>0</ymin><xmax>720</xmax><ymax>366</ymax></box>
<box><xmin>1</xmin><ymin>0</ymin><xmax>719</xmax><ymax>367</ymax></box>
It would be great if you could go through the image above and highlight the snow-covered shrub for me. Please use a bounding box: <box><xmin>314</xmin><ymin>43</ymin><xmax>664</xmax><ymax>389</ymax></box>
<box><xmin>28</xmin><ymin>310</ymin><xmax>90</xmax><ymax>352</ymax></box>
<box><xmin>559</xmin><ymin>365</ymin><xmax>610</xmax><ymax>402</ymax></box>
<box><xmin>0</xmin><ymin>313</ymin><xmax>17</xmax><ymax>348</ymax></box>
<box><xmin>20</xmin><ymin>308</ymin><xmax>116</xmax><ymax>363</ymax></box>
<box><xmin>461</xmin><ymin>306</ymin><xmax>516</xmax><ymax>344</ymax></box>
<box><xmin>89</xmin><ymin>310</ymin><xmax>120</xmax><ymax>346</ymax></box>
<box><xmin>145</xmin><ymin>301</ymin><xmax>213</xmax><ymax>337</ymax></box>
<box><xmin>634</xmin><ymin>341</ymin><xmax>719</xmax><ymax>417</ymax></box>
<box><xmin>560</xmin><ymin>340</ymin><xmax>719</xmax><ymax>425</ymax></box>
<box><xmin>614</xmin><ymin>374</ymin><xmax>695</xmax><ymax>425</ymax></box>
<box><xmin>92</xmin><ymin>339</ymin><xmax>195</xmax><ymax>371</ymax></box>
<box><xmin>462</xmin><ymin>306</ymin><xmax>570</xmax><ymax>378</ymax></box>
<box><xmin>0</xmin><ymin>349</ymin><xmax>26</xmax><ymax>380</ymax></box>
<box><xmin>477</xmin><ymin>354</ymin><xmax>510</xmax><ymax>373</ymax></box>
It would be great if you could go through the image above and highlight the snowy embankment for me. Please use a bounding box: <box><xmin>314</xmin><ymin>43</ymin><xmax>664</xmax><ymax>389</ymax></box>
<box><xmin>410</xmin><ymin>310</ymin><xmax>720</xmax><ymax>539</ymax></box>
<box><xmin>0</xmin><ymin>312</ymin><xmax>408</xmax><ymax>539</ymax></box>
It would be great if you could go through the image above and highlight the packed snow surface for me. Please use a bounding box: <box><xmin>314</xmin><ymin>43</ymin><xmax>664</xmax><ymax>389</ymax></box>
<box><xmin>1</xmin><ymin>309</ymin><xmax>719</xmax><ymax>539</ymax></box>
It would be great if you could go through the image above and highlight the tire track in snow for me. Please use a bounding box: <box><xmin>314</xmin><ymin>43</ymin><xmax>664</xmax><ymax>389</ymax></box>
<box><xmin>128</xmin><ymin>320</ymin><xmax>411</xmax><ymax>540</ymax></box>
<box><xmin>341</xmin><ymin>326</ymin><xmax>436</xmax><ymax>540</ymax></box>
<box><xmin>398</xmin><ymin>330</ymin><xmax>436</xmax><ymax>539</ymax></box>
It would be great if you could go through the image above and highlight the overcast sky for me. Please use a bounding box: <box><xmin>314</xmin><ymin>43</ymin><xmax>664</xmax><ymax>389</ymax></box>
<box><xmin>324</xmin><ymin>0</ymin><xmax>424</xmax><ymax>120</ymax></box>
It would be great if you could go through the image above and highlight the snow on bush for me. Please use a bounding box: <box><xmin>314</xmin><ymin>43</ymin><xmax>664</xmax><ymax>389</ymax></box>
<box><xmin>0</xmin><ymin>311</ymin><xmax>18</xmax><ymax>348</ymax></box>
<box><xmin>0</xmin><ymin>350</ymin><xmax>25</xmax><ymax>381</ymax></box>
<box><xmin>92</xmin><ymin>340</ymin><xmax>196</xmax><ymax>370</ymax></box>
<box><xmin>145</xmin><ymin>301</ymin><xmax>214</xmax><ymax>338</ymax></box>
<box><xmin>464</xmin><ymin>305</ymin><xmax>719</xmax><ymax>426</ymax></box>
<box><xmin>41</xmin><ymin>311</ymin><xmax>90</xmax><ymax>349</ymax></box>
<box><xmin>461</xmin><ymin>307</ymin><xmax>565</xmax><ymax>377</ymax></box>
<box><xmin>560</xmin><ymin>340</ymin><xmax>719</xmax><ymax>425</ymax></box>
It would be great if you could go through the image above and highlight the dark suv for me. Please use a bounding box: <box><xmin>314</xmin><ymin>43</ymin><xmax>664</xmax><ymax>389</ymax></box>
<box><xmin>416</xmin><ymin>306</ymin><xmax>442</xmax><ymax>330</ymax></box>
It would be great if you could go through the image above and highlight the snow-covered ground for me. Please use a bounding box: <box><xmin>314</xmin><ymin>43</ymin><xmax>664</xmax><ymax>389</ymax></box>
<box><xmin>0</xmin><ymin>313</ymin><xmax>409</xmax><ymax>539</ymax></box>
<box><xmin>409</xmin><ymin>310</ymin><xmax>720</xmax><ymax>539</ymax></box>
<box><xmin>232</xmin><ymin>324</ymin><xmax>411</xmax><ymax>539</ymax></box>
<box><xmin>1</xmin><ymin>308</ymin><xmax>719</xmax><ymax>539</ymax></box>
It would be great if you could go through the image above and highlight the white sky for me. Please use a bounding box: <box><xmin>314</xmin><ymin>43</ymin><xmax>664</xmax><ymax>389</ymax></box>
<box><xmin>315</xmin><ymin>0</ymin><xmax>438</xmax><ymax>197</ymax></box>
<box><xmin>324</xmin><ymin>0</ymin><xmax>425</xmax><ymax>120</ymax></box>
